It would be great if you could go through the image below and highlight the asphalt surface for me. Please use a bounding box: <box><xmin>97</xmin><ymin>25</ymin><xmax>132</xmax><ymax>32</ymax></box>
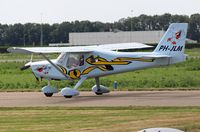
<box><xmin>0</xmin><ymin>91</ymin><xmax>200</xmax><ymax>107</ymax></box>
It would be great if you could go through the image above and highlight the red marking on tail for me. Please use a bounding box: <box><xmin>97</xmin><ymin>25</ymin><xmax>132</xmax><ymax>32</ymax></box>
<box><xmin>167</xmin><ymin>38</ymin><xmax>172</xmax><ymax>42</ymax></box>
<box><xmin>172</xmin><ymin>41</ymin><xmax>176</xmax><ymax>45</ymax></box>
<box><xmin>176</xmin><ymin>31</ymin><xmax>181</xmax><ymax>39</ymax></box>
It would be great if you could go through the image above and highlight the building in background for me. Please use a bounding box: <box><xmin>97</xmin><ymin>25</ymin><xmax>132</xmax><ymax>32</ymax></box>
<box><xmin>69</xmin><ymin>31</ymin><xmax>165</xmax><ymax>45</ymax></box>
<box><xmin>49</xmin><ymin>30</ymin><xmax>197</xmax><ymax>46</ymax></box>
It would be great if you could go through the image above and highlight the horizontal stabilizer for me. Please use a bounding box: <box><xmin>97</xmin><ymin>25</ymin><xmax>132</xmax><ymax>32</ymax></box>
<box><xmin>139</xmin><ymin>54</ymin><xmax>171</xmax><ymax>58</ymax></box>
<box><xmin>93</xmin><ymin>42</ymin><xmax>152</xmax><ymax>50</ymax></box>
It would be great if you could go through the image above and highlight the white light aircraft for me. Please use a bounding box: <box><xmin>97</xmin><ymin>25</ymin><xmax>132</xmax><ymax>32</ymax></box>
<box><xmin>8</xmin><ymin>23</ymin><xmax>188</xmax><ymax>98</ymax></box>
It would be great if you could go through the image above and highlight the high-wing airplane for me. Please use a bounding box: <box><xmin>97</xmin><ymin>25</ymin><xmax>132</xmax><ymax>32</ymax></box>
<box><xmin>8</xmin><ymin>23</ymin><xmax>188</xmax><ymax>98</ymax></box>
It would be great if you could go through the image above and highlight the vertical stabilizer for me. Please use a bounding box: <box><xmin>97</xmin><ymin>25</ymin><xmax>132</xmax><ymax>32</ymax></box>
<box><xmin>154</xmin><ymin>23</ymin><xmax>188</xmax><ymax>56</ymax></box>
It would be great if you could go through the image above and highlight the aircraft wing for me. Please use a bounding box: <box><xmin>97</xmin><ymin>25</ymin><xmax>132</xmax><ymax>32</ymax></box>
<box><xmin>7</xmin><ymin>47</ymin><xmax>93</xmax><ymax>54</ymax></box>
<box><xmin>7</xmin><ymin>42</ymin><xmax>152</xmax><ymax>54</ymax></box>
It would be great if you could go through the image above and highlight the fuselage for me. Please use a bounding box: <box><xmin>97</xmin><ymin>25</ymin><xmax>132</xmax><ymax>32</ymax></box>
<box><xmin>30</xmin><ymin>50</ymin><xmax>186</xmax><ymax>81</ymax></box>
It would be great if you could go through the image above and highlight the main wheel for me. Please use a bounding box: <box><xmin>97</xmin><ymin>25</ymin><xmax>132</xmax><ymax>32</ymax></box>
<box><xmin>44</xmin><ymin>93</ymin><xmax>53</xmax><ymax>97</ymax></box>
<box><xmin>64</xmin><ymin>95</ymin><xmax>73</xmax><ymax>98</ymax></box>
<box><xmin>95</xmin><ymin>92</ymin><xmax>103</xmax><ymax>95</ymax></box>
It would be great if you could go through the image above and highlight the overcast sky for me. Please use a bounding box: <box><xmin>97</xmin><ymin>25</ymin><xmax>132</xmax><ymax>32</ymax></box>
<box><xmin>0</xmin><ymin>0</ymin><xmax>199</xmax><ymax>24</ymax></box>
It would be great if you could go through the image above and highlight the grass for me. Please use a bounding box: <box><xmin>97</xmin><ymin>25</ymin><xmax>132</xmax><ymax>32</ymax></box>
<box><xmin>0</xmin><ymin>58</ymin><xmax>200</xmax><ymax>91</ymax></box>
<box><xmin>0</xmin><ymin>48</ymin><xmax>200</xmax><ymax>91</ymax></box>
<box><xmin>0</xmin><ymin>107</ymin><xmax>199</xmax><ymax>132</ymax></box>
<box><xmin>186</xmin><ymin>48</ymin><xmax>200</xmax><ymax>57</ymax></box>
<box><xmin>0</xmin><ymin>53</ymin><xmax>58</xmax><ymax>61</ymax></box>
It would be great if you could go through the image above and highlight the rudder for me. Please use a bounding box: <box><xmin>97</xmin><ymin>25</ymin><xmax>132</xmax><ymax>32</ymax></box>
<box><xmin>154</xmin><ymin>23</ymin><xmax>188</xmax><ymax>56</ymax></box>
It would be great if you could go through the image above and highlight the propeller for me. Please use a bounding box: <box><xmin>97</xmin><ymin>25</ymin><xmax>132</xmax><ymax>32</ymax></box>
<box><xmin>20</xmin><ymin>54</ymin><xmax>33</xmax><ymax>71</ymax></box>
<box><xmin>20</xmin><ymin>54</ymin><xmax>41</xmax><ymax>82</ymax></box>
<box><xmin>20</xmin><ymin>62</ymin><xmax>31</xmax><ymax>71</ymax></box>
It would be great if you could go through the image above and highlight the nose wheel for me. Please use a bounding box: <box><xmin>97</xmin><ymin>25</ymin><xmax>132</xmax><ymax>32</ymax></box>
<box><xmin>42</xmin><ymin>80</ymin><xmax>59</xmax><ymax>97</ymax></box>
<box><xmin>95</xmin><ymin>92</ymin><xmax>103</xmax><ymax>95</ymax></box>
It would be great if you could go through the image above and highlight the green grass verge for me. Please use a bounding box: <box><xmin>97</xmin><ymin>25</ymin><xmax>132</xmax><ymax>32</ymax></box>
<box><xmin>0</xmin><ymin>58</ymin><xmax>200</xmax><ymax>91</ymax></box>
<box><xmin>0</xmin><ymin>53</ymin><xmax>58</xmax><ymax>60</ymax></box>
<box><xmin>186</xmin><ymin>48</ymin><xmax>200</xmax><ymax>57</ymax></box>
<box><xmin>0</xmin><ymin>107</ymin><xmax>199</xmax><ymax>132</ymax></box>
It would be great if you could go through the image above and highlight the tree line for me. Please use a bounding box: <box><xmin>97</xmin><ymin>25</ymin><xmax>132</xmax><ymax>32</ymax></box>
<box><xmin>0</xmin><ymin>13</ymin><xmax>199</xmax><ymax>46</ymax></box>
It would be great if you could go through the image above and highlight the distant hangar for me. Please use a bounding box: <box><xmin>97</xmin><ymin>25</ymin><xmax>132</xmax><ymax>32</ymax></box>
<box><xmin>49</xmin><ymin>30</ymin><xmax>196</xmax><ymax>46</ymax></box>
<box><xmin>69</xmin><ymin>30</ymin><xmax>165</xmax><ymax>45</ymax></box>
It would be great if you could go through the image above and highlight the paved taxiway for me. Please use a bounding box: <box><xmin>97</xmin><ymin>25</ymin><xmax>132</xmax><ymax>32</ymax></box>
<box><xmin>0</xmin><ymin>91</ymin><xmax>200</xmax><ymax>107</ymax></box>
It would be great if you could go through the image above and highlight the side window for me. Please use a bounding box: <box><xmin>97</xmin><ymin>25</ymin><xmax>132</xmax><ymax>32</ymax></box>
<box><xmin>66</xmin><ymin>54</ymin><xmax>85</xmax><ymax>69</ymax></box>
<box><xmin>79</xmin><ymin>54</ymin><xmax>84</xmax><ymax>66</ymax></box>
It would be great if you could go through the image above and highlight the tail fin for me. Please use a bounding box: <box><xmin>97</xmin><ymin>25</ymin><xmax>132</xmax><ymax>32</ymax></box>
<box><xmin>154</xmin><ymin>23</ymin><xmax>188</xmax><ymax>55</ymax></box>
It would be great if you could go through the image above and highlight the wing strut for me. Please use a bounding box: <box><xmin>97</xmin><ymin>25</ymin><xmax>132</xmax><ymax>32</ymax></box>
<box><xmin>40</xmin><ymin>53</ymin><xmax>68</xmax><ymax>79</ymax></box>
<box><xmin>74</xmin><ymin>77</ymin><xmax>87</xmax><ymax>89</ymax></box>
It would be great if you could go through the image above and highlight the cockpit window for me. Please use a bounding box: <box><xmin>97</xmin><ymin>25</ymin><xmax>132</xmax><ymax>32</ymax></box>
<box><xmin>57</xmin><ymin>53</ymin><xmax>66</xmax><ymax>65</ymax></box>
<box><xmin>66</xmin><ymin>53</ymin><xmax>84</xmax><ymax>69</ymax></box>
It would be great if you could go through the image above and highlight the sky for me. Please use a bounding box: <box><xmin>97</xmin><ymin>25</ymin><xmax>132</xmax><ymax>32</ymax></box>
<box><xmin>0</xmin><ymin>0</ymin><xmax>199</xmax><ymax>24</ymax></box>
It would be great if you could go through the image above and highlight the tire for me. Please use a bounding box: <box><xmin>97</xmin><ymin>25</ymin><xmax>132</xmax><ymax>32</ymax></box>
<box><xmin>64</xmin><ymin>95</ymin><xmax>73</xmax><ymax>98</ymax></box>
<box><xmin>44</xmin><ymin>93</ymin><xmax>53</xmax><ymax>97</ymax></box>
<box><xmin>95</xmin><ymin>92</ymin><xmax>103</xmax><ymax>95</ymax></box>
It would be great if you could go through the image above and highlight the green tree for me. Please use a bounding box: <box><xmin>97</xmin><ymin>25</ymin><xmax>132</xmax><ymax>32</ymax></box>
<box><xmin>0</xmin><ymin>13</ymin><xmax>200</xmax><ymax>46</ymax></box>
<box><xmin>189</xmin><ymin>14</ymin><xmax>200</xmax><ymax>41</ymax></box>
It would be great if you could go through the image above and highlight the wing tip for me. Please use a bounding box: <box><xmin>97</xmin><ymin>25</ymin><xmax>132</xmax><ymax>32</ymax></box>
<box><xmin>7</xmin><ymin>47</ymin><xmax>33</xmax><ymax>54</ymax></box>
<box><xmin>7</xmin><ymin>47</ymin><xmax>15</xmax><ymax>53</ymax></box>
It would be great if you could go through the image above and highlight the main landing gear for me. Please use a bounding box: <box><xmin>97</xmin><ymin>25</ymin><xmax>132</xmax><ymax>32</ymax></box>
<box><xmin>92</xmin><ymin>77</ymin><xmax>110</xmax><ymax>95</ymax></box>
<box><xmin>42</xmin><ymin>77</ymin><xmax>110</xmax><ymax>98</ymax></box>
<box><xmin>60</xmin><ymin>77</ymin><xmax>87</xmax><ymax>98</ymax></box>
